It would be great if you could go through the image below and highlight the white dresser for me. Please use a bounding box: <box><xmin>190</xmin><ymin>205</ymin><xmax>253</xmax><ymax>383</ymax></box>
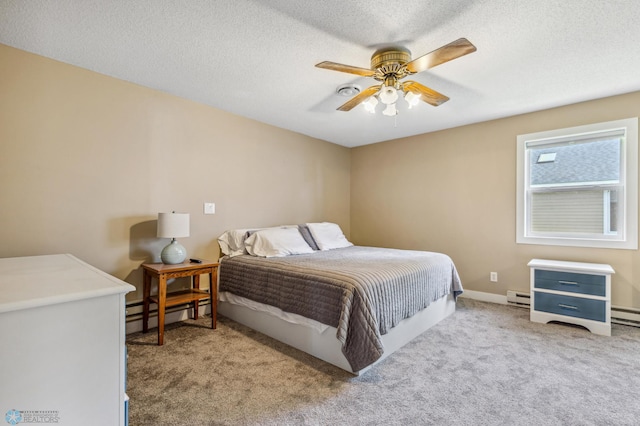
<box><xmin>528</xmin><ymin>259</ymin><xmax>614</xmax><ymax>336</ymax></box>
<box><xmin>0</xmin><ymin>254</ymin><xmax>135</xmax><ymax>426</ymax></box>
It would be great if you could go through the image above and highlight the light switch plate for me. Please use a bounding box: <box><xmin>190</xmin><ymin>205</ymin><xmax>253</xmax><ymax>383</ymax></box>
<box><xmin>204</xmin><ymin>202</ymin><xmax>215</xmax><ymax>214</ymax></box>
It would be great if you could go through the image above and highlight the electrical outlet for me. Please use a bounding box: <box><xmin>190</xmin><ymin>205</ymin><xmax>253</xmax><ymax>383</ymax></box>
<box><xmin>490</xmin><ymin>272</ymin><xmax>498</xmax><ymax>282</ymax></box>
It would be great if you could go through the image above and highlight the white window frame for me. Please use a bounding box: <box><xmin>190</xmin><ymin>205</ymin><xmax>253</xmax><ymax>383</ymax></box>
<box><xmin>516</xmin><ymin>118</ymin><xmax>638</xmax><ymax>249</ymax></box>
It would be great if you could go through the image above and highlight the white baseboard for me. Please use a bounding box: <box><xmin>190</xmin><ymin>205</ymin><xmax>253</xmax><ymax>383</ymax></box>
<box><xmin>458</xmin><ymin>290</ymin><xmax>507</xmax><ymax>305</ymax></box>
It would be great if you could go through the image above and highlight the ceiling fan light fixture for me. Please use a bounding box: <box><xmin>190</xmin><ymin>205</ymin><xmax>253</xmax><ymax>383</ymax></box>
<box><xmin>404</xmin><ymin>91</ymin><xmax>420</xmax><ymax>108</ymax></box>
<box><xmin>363</xmin><ymin>96</ymin><xmax>378</xmax><ymax>113</ymax></box>
<box><xmin>382</xmin><ymin>103</ymin><xmax>397</xmax><ymax>117</ymax></box>
<box><xmin>379</xmin><ymin>85</ymin><xmax>398</xmax><ymax>105</ymax></box>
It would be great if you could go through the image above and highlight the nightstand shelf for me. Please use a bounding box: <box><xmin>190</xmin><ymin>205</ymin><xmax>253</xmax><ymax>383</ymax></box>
<box><xmin>528</xmin><ymin>259</ymin><xmax>614</xmax><ymax>336</ymax></box>
<box><xmin>149</xmin><ymin>289</ymin><xmax>211</xmax><ymax>306</ymax></box>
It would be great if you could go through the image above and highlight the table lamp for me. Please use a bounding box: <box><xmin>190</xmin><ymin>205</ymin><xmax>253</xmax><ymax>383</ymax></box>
<box><xmin>157</xmin><ymin>212</ymin><xmax>190</xmax><ymax>264</ymax></box>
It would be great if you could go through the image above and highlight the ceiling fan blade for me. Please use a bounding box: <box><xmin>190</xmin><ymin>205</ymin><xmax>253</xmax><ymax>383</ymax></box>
<box><xmin>337</xmin><ymin>85</ymin><xmax>381</xmax><ymax>111</ymax></box>
<box><xmin>316</xmin><ymin>61</ymin><xmax>376</xmax><ymax>77</ymax></box>
<box><xmin>403</xmin><ymin>81</ymin><xmax>449</xmax><ymax>106</ymax></box>
<box><xmin>405</xmin><ymin>38</ymin><xmax>476</xmax><ymax>74</ymax></box>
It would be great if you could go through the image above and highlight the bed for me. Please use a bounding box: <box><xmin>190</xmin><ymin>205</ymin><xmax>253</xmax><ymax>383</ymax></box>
<box><xmin>217</xmin><ymin>223</ymin><xmax>463</xmax><ymax>375</ymax></box>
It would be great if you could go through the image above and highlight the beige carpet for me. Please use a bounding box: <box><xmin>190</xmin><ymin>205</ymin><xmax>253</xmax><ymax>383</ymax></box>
<box><xmin>126</xmin><ymin>299</ymin><xmax>640</xmax><ymax>425</ymax></box>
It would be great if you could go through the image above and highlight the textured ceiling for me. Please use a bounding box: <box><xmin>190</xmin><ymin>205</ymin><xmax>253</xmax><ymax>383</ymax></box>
<box><xmin>2</xmin><ymin>0</ymin><xmax>640</xmax><ymax>147</ymax></box>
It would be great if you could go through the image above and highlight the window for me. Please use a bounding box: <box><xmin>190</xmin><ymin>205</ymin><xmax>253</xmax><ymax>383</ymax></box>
<box><xmin>516</xmin><ymin>118</ymin><xmax>638</xmax><ymax>249</ymax></box>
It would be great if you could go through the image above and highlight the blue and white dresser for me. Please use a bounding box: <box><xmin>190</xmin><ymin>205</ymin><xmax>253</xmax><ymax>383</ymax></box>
<box><xmin>528</xmin><ymin>259</ymin><xmax>614</xmax><ymax>336</ymax></box>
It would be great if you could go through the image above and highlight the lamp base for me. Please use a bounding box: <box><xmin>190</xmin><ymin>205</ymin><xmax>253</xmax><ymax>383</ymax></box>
<box><xmin>160</xmin><ymin>239</ymin><xmax>187</xmax><ymax>264</ymax></box>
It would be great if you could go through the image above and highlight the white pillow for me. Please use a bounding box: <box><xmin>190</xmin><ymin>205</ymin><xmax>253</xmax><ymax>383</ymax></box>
<box><xmin>306</xmin><ymin>222</ymin><xmax>353</xmax><ymax>250</ymax></box>
<box><xmin>218</xmin><ymin>228</ymin><xmax>256</xmax><ymax>256</ymax></box>
<box><xmin>218</xmin><ymin>225</ymin><xmax>299</xmax><ymax>256</ymax></box>
<box><xmin>244</xmin><ymin>227</ymin><xmax>314</xmax><ymax>257</ymax></box>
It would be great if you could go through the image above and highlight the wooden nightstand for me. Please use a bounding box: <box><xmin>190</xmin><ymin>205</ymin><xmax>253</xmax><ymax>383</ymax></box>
<box><xmin>142</xmin><ymin>260</ymin><xmax>219</xmax><ymax>345</ymax></box>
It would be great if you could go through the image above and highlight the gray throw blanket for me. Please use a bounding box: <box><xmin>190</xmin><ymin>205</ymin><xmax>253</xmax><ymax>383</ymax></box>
<box><xmin>219</xmin><ymin>246</ymin><xmax>463</xmax><ymax>371</ymax></box>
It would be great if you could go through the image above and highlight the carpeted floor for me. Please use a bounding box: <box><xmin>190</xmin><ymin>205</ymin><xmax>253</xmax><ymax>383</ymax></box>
<box><xmin>126</xmin><ymin>299</ymin><xmax>640</xmax><ymax>425</ymax></box>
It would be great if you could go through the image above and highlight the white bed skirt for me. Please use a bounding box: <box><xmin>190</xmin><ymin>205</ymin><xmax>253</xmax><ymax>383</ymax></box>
<box><xmin>218</xmin><ymin>292</ymin><xmax>456</xmax><ymax>375</ymax></box>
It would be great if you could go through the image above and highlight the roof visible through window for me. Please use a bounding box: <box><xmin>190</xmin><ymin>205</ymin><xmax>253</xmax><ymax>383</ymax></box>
<box><xmin>529</xmin><ymin>138</ymin><xmax>620</xmax><ymax>186</ymax></box>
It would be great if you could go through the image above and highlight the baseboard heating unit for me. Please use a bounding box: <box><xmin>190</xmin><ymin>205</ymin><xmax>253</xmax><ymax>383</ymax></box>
<box><xmin>506</xmin><ymin>290</ymin><xmax>531</xmax><ymax>307</ymax></box>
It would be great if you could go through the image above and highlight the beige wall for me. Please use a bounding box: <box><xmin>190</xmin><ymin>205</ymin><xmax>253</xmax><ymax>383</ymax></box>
<box><xmin>3</xmin><ymin>42</ymin><xmax>640</xmax><ymax>311</ymax></box>
<box><xmin>0</xmin><ymin>44</ymin><xmax>350</xmax><ymax>302</ymax></box>
<box><xmin>351</xmin><ymin>91</ymin><xmax>640</xmax><ymax>309</ymax></box>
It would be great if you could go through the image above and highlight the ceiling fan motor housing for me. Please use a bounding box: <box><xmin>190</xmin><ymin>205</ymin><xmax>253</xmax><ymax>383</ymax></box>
<box><xmin>371</xmin><ymin>47</ymin><xmax>411</xmax><ymax>69</ymax></box>
<box><xmin>371</xmin><ymin>47</ymin><xmax>412</xmax><ymax>83</ymax></box>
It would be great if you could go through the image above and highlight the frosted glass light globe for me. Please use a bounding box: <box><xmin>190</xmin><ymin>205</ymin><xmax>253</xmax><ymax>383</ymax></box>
<box><xmin>379</xmin><ymin>86</ymin><xmax>398</xmax><ymax>105</ymax></box>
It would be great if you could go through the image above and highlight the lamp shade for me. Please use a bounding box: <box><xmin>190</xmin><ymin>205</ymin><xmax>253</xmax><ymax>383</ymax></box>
<box><xmin>382</xmin><ymin>103</ymin><xmax>397</xmax><ymax>116</ymax></box>
<box><xmin>363</xmin><ymin>96</ymin><xmax>378</xmax><ymax>113</ymax></box>
<box><xmin>379</xmin><ymin>85</ymin><xmax>398</xmax><ymax>105</ymax></box>
<box><xmin>157</xmin><ymin>213</ymin><xmax>190</xmax><ymax>238</ymax></box>
<box><xmin>404</xmin><ymin>91</ymin><xmax>420</xmax><ymax>108</ymax></box>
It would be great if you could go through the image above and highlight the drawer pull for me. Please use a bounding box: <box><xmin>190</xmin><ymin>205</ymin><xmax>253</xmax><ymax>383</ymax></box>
<box><xmin>558</xmin><ymin>303</ymin><xmax>578</xmax><ymax>310</ymax></box>
<box><xmin>559</xmin><ymin>280</ymin><xmax>579</xmax><ymax>286</ymax></box>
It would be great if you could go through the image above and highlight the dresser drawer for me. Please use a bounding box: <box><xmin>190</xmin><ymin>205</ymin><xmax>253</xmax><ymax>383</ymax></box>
<box><xmin>534</xmin><ymin>292</ymin><xmax>606</xmax><ymax>322</ymax></box>
<box><xmin>534</xmin><ymin>269</ymin><xmax>605</xmax><ymax>297</ymax></box>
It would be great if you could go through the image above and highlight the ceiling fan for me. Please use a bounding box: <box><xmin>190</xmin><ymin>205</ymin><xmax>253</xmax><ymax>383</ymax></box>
<box><xmin>315</xmin><ymin>38</ymin><xmax>476</xmax><ymax>116</ymax></box>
